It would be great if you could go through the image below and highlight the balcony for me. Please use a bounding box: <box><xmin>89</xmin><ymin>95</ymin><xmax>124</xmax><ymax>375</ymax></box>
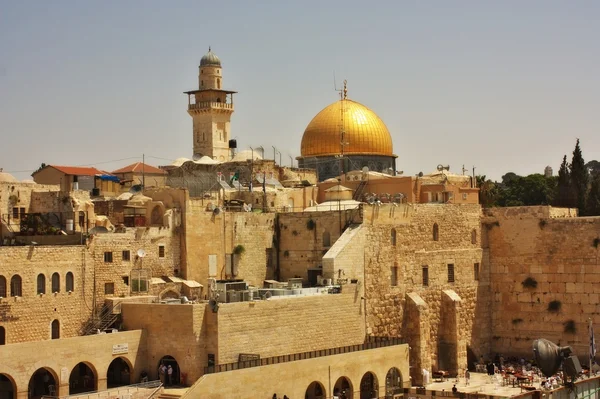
<box><xmin>188</xmin><ymin>102</ymin><xmax>233</xmax><ymax>111</ymax></box>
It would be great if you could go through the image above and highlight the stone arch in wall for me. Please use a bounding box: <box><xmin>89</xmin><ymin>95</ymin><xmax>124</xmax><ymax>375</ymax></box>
<box><xmin>51</xmin><ymin>272</ymin><xmax>60</xmax><ymax>293</ymax></box>
<box><xmin>107</xmin><ymin>357</ymin><xmax>133</xmax><ymax>388</ymax></box>
<box><xmin>51</xmin><ymin>319</ymin><xmax>60</xmax><ymax>339</ymax></box>
<box><xmin>305</xmin><ymin>380</ymin><xmax>326</xmax><ymax>399</ymax></box>
<box><xmin>159</xmin><ymin>288</ymin><xmax>180</xmax><ymax>301</ymax></box>
<box><xmin>150</xmin><ymin>205</ymin><xmax>165</xmax><ymax>226</ymax></box>
<box><xmin>10</xmin><ymin>275</ymin><xmax>21</xmax><ymax>297</ymax></box>
<box><xmin>69</xmin><ymin>361</ymin><xmax>97</xmax><ymax>395</ymax></box>
<box><xmin>157</xmin><ymin>356</ymin><xmax>180</xmax><ymax>386</ymax></box>
<box><xmin>333</xmin><ymin>376</ymin><xmax>353</xmax><ymax>399</ymax></box>
<box><xmin>0</xmin><ymin>373</ymin><xmax>16</xmax><ymax>399</ymax></box>
<box><xmin>359</xmin><ymin>371</ymin><xmax>378</xmax><ymax>399</ymax></box>
<box><xmin>385</xmin><ymin>367</ymin><xmax>403</xmax><ymax>397</ymax></box>
<box><xmin>28</xmin><ymin>367</ymin><xmax>58</xmax><ymax>398</ymax></box>
<box><xmin>37</xmin><ymin>273</ymin><xmax>46</xmax><ymax>295</ymax></box>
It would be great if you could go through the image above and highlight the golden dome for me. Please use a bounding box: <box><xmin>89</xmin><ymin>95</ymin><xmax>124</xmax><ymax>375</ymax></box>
<box><xmin>301</xmin><ymin>99</ymin><xmax>393</xmax><ymax>157</ymax></box>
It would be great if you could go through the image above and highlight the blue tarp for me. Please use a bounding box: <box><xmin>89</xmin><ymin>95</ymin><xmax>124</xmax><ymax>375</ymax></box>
<box><xmin>99</xmin><ymin>175</ymin><xmax>120</xmax><ymax>182</ymax></box>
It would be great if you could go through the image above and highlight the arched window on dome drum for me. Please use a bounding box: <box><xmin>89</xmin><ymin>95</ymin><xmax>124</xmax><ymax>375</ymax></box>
<box><xmin>433</xmin><ymin>223</ymin><xmax>439</xmax><ymax>242</ymax></box>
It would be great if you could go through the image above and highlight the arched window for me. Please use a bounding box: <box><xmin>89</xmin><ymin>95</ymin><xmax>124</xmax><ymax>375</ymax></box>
<box><xmin>52</xmin><ymin>273</ymin><xmax>60</xmax><ymax>293</ymax></box>
<box><xmin>0</xmin><ymin>276</ymin><xmax>6</xmax><ymax>297</ymax></box>
<box><xmin>200</xmin><ymin>80</ymin><xmax>204</xmax><ymax>87</ymax></box>
<box><xmin>471</xmin><ymin>229</ymin><xmax>477</xmax><ymax>244</ymax></box>
<box><xmin>66</xmin><ymin>272</ymin><xmax>74</xmax><ymax>292</ymax></box>
<box><xmin>391</xmin><ymin>228</ymin><xmax>397</xmax><ymax>246</ymax></box>
<box><xmin>51</xmin><ymin>319</ymin><xmax>60</xmax><ymax>339</ymax></box>
<box><xmin>37</xmin><ymin>274</ymin><xmax>46</xmax><ymax>295</ymax></box>
<box><xmin>323</xmin><ymin>231</ymin><xmax>331</xmax><ymax>248</ymax></box>
<box><xmin>433</xmin><ymin>223</ymin><xmax>439</xmax><ymax>241</ymax></box>
<box><xmin>10</xmin><ymin>275</ymin><xmax>21</xmax><ymax>297</ymax></box>
<box><xmin>217</xmin><ymin>78</ymin><xmax>221</xmax><ymax>89</ymax></box>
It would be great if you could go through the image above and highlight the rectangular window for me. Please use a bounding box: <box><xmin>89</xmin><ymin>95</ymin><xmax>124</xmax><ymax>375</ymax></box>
<box><xmin>19</xmin><ymin>208</ymin><xmax>25</xmax><ymax>219</ymax></box>
<box><xmin>122</xmin><ymin>250</ymin><xmax>131</xmax><ymax>261</ymax></box>
<box><xmin>104</xmin><ymin>252</ymin><xmax>113</xmax><ymax>263</ymax></box>
<box><xmin>391</xmin><ymin>266</ymin><xmax>398</xmax><ymax>287</ymax></box>
<box><xmin>104</xmin><ymin>282</ymin><xmax>114</xmax><ymax>295</ymax></box>
<box><xmin>158</xmin><ymin>245</ymin><xmax>165</xmax><ymax>258</ymax></box>
<box><xmin>422</xmin><ymin>266</ymin><xmax>429</xmax><ymax>287</ymax></box>
<box><xmin>12</xmin><ymin>207</ymin><xmax>18</xmax><ymax>219</ymax></box>
<box><xmin>474</xmin><ymin>262</ymin><xmax>480</xmax><ymax>281</ymax></box>
<box><xmin>448</xmin><ymin>264</ymin><xmax>455</xmax><ymax>283</ymax></box>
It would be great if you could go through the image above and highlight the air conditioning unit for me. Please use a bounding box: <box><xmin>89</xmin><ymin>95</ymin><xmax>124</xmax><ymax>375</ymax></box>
<box><xmin>226</xmin><ymin>291</ymin><xmax>241</xmax><ymax>303</ymax></box>
<box><xmin>323</xmin><ymin>278</ymin><xmax>333</xmax><ymax>286</ymax></box>
<box><xmin>288</xmin><ymin>278</ymin><xmax>302</xmax><ymax>289</ymax></box>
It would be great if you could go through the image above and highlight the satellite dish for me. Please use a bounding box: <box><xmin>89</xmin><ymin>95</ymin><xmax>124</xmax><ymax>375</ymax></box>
<box><xmin>129</xmin><ymin>184</ymin><xmax>143</xmax><ymax>194</ymax></box>
<box><xmin>533</xmin><ymin>338</ymin><xmax>582</xmax><ymax>379</ymax></box>
<box><xmin>264</xmin><ymin>291</ymin><xmax>272</xmax><ymax>299</ymax></box>
<box><xmin>362</xmin><ymin>166</ymin><xmax>369</xmax><ymax>173</ymax></box>
<box><xmin>192</xmin><ymin>153</ymin><xmax>202</xmax><ymax>161</ymax></box>
<box><xmin>213</xmin><ymin>207</ymin><xmax>221</xmax><ymax>215</ymax></box>
<box><xmin>137</xmin><ymin>249</ymin><xmax>146</xmax><ymax>258</ymax></box>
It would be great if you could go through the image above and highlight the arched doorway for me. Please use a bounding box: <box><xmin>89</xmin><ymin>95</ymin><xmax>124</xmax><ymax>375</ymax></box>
<box><xmin>158</xmin><ymin>355</ymin><xmax>180</xmax><ymax>387</ymax></box>
<box><xmin>0</xmin><ymin>373</ymin><xmax>15</xmax><ymax>399</ymax></box>
<box><xmin>385</xmin><ymin>368</ymin><xmax>402</xmax><ymax>398</ymax></box>
<box><xmin>333</xmin><ymin>376</ymin><xmax>353</xmax><ymax>399</ymax></box>
<box><xmin>305</xmin><ymin>380</ymin><xmax>325</xmax><ymax>399</ymax></box>
<box><xmin>69</xmin><ymin>362</ymin><xmax>96</xmax><ymax>394</ymax></box>
<box><xmin>107</xmin><ymin>357</ymin><xmax>132</xmax><ymax>388</ymax></box>
<box><xmin>28</xmin><ymin>368</ymin><xmax>57</xmax><ymax>399</ymax></box>
<box><xmin>360</xmin><ymin>372</ymin><xmax>378</xmax><ymax>399</ymax></box>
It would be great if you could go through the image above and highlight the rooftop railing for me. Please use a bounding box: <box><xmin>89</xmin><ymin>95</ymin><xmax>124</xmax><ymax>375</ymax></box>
<box><xmin>188</xmin><ymin>102</ymin><xmax>233</xmax><ymax>110</ymax></box>
<box><xmin>204</xmin><ymin>336</ymin><xmax>404</xmax><ymax>374</ymax></box>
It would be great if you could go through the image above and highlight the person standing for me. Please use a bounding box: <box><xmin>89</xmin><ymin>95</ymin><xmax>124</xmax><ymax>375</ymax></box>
<box><xmin>167</xmin><ymin>365</ymin><xmax>173</xmax><ymax>386</ymax></box>
<box><xmin>465</xmin><ymin>369</ymin><xmax>470</xmax><ymax>386</ymax></box>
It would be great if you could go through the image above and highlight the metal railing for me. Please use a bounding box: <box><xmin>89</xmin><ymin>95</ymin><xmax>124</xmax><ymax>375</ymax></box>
<box><xmin>204</xmin><ymin>337</ymin><xmax>404</xmax><ymax>374</ymax></box>
<box><xmin>42</xmin><ymin>380</ymin><xmax>162</xmax><ymax>399</ymax></box>
<box><xmin>82</xmin><ymin>302</ymin><xmax>122</xmax><ymax>335</ymax></box>
<box><xmin>188</xmin><ymin>102</ymin><xmax>233</xmax><ymax>110</ymax></box>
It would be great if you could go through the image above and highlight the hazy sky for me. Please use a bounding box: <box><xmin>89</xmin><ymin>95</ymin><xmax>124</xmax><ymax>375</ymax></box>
<box><xmin>1</xmin><ymin>1</ymin><xmax>598</xmax><ymax>181</ymax></box>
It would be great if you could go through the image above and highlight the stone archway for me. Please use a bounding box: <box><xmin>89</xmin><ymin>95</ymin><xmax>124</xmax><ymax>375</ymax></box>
<box><xmin>28</xmin><ymin>367</ymin><xmax>58</xmax><ymax>399</ymax></box>
<box><xmin>158</xmin><ymin>355</ymin><xmax>180</xmax><ymax>387</ymax></box>
<box><xmin>333</xmin><ymin>376</ymin><xmax>353</xmax><ymax>399</ymax></box>
<box><xmin>69</xmin><ymin>362</ymin><xmax>97</xmax><ymax>394</ymax></box>
<box><xmin>385</xmin><ymin>368</ymin><xmax>402</xmax><ymax>398</ymax></box>
<box><xmin>359</xmin><ymin>371</ymin><xmax>378</xmax><ymax>399</ymax></box>
<box><xmin>150</xmin><ymin>205</ymin><xmax>164</xmax><ymax>226</ymax></box>
<box><xmin>0</xmin><ymin>373</ymin><xmax>16</xmax><ymax>399</ymax></box>
<box><xmin>107</xmin><ymin>357</ymin><xmax>132</xmax><ymax>388</ymax></box>
<box><xmin>305</xmin><ymin>380</ymin><xmax>325</xmax><ymax>399</ymax></box>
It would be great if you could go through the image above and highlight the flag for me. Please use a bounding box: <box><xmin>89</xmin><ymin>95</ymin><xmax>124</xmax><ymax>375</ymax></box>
<box><xmin>590</xmin><ymin>320</ymin><xmax>596</xmax><ymax>365</ymax></box>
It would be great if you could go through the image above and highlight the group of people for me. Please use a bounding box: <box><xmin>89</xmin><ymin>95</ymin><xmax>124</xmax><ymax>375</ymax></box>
<box><xmin>272</xmin><ymin>394</ymin><xmax>289</xmax><ymax>399</ymax></box>
<box><xmin>158</xmin><ymin>363</ymin><xmax>175</xmax><ymax>386</ymax></box>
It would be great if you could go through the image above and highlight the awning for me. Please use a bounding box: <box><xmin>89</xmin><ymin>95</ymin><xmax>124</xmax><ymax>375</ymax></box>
<box><xmin>183</xmin><ymin>280</ymin><xmax>203</xmax><ymax>288</ymax></box>
<box><xmin>166</xmin><ymin>276</ymin><xmax>185</xmax><ymax>283</ymax></box>
<box><xmin>150</xmin><ymin>277</ymin><xmax>166</xmax><ymax>285</ymax></box>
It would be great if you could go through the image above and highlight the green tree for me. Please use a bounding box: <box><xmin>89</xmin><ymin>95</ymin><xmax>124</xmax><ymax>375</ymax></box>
<box><xmin>497</xmin><ymin>174</ymin><xmax>556</xmax><ymax>206</ymax></box>
<box><xmin>570</xmin><ymin>139</ymin><xmax>589</xmax><ymax>215</ymax></box>
<box><xmin>476</xmin><ymin>175</ymin><xmax>498</xmax><ymax>207</ymax></box>
<box><xmin>587</xmin><ymin>173</ymin><xmax>600</xmax><ymax>216</ymax></box>
<box><xmin>554</xmin><ymin>155</ymin><xmax>573</xmax><ymax>207</ymax></box>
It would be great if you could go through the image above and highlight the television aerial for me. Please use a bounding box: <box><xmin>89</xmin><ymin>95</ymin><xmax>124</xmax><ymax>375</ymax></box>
<box><xmin>533</xmin><ymin>338</ymin><xmax>582</xmax><ymax>381</ymax></box>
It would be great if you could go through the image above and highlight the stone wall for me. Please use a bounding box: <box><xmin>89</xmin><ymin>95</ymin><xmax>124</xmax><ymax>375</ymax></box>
<box><xmin>0</xmin><ymin>330</ymin><xmax>145</xmax><ymax>398</ymax></box>
<box><xmin>361</xmin><ymin>203</ymin><xmax>489</xmax><ymax>375</ymax></box>
<box><xmin>216</xmin><ymin>287</ymin><xmax>365</xmax><ymax>364</ymax></box>
<box><xmin>485</xmin><ymin>206</ymin><xmax>600</xmax><ymax>357</ymax></box>
<box><xmin>0</xmin><ymin>245</ymin><xmax>94</xmax><ymax>343</ymax></box>
<box><xmin>182</xmin><ymin>343</ymin><xmax>410</xmax><ymax>399</ymax></box>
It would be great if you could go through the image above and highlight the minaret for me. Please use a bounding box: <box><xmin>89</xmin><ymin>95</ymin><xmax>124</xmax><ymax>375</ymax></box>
<box><xmin>185</xmin><ymin>47</ymin><xmax>236</xmax><ymax>161</ymax></box>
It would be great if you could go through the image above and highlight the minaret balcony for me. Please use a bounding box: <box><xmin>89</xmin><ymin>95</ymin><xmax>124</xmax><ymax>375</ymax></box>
<box><xmin>188</xmin><ymin>102</ymin><xmax>234</xmax><ymax>111</ymax></box>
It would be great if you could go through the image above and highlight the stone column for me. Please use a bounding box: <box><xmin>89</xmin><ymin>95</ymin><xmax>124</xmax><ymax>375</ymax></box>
<box><xmin>97</xmin><ymin>377</ymin><xmax>108</xmax><ymax>391</ymax></box>
<box><xmin>439</xmin><ymin>290</ymin><xmax>466</xmax><ymax>376</ymax></box>
<box><xmin>404</xmin><ymin>292</ymin><xmax>431</xmax><ymax>386</ymax></box>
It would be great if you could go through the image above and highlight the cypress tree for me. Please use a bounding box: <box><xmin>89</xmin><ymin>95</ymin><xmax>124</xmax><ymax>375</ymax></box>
<box><xmin>587</xmin><ymin>173</ymin><xmax>600</xmax><ymax>216</ymax></box>
<box><xmin>554</xmin><ymin>155</ymin><xmax>572</xmax><ymax>207</ymax></box>
<box><xmin>570</xmin><ymin>139</ymin><xmax>589</xmax><ymax>215</ymax></box>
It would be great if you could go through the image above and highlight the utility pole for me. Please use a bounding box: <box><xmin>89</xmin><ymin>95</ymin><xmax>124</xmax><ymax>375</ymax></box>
<box><xmin>142</xmin><ymin>154</ymin><xmax>145</xmax><ymax>189</ymax></box>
